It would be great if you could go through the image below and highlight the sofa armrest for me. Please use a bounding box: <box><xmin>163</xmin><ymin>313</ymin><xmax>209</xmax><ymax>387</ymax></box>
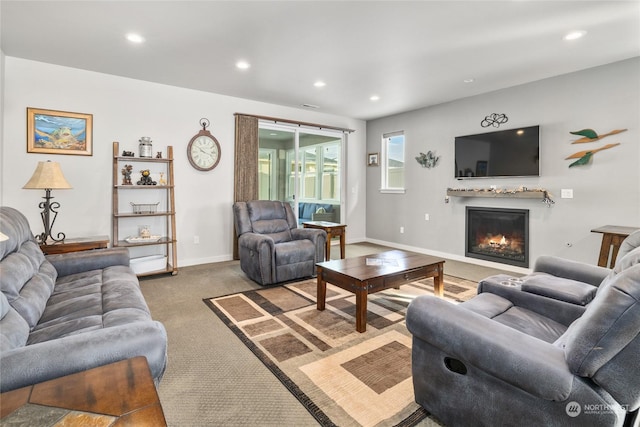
<box><xmin>406</xmin><ymin>295</ymin><xmax>574</xmax><ymax>401</ymax></box>
<box><xmin>0</xmin><ymin>321</ymin><xmax>167</xmax><ymax>393</ymax></box>
<box><xmin>46</xmin><ymin>247</ymin><xmax>130</xmax><ymax>277</ymax></box>
<box><xmin>533</xmin><ymin>255</ymin><xmax>609</xmax><ymax>287</ymax></box>
<box><xmin>237</xmin><ymin>233</ymin><xmax>275</xmax><ymax>252</ymax></box>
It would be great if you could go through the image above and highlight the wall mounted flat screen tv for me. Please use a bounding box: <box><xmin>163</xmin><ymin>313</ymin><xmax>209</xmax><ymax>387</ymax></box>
<box><xmin>455</xmin><ymin>125</ymin><xmax>540</xmax><ymax>179</ymax></box>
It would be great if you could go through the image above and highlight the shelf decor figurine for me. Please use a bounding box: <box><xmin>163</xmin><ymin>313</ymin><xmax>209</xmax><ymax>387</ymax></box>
<box><xmin>121</xmin><ymin>164</ymin><xmax>133</xmax><ymax>185</ymax></box>
<box><xmin>137</xmin><ymin>169</ymin><xmax>157</xmax><ymax>185</ymax></box>
<box><xmin>139</xmin><ymin>136</ymin><xmax>153</xmax><ymax>158</ymax></box>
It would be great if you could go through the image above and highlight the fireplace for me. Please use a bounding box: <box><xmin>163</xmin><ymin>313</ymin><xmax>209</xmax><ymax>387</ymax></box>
<box><xmin>465</xmin><ymin>207</ymin><xmax>529</xmax><ymax>268</ymax></box>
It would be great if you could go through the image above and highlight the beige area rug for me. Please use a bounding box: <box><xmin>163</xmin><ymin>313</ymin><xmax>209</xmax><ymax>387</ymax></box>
<box><xmin>204</xmin><ymin>275</ymin><xmax>477</xmax><ymax>427</ymax></box>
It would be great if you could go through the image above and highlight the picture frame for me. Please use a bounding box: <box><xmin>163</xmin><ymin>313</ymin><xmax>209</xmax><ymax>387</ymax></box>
<box><xmin>27</xmin><ymin>107</ymin><xmax>93</xmax><ymax>156</ymax></box>
<box><xmin>475</xmin><ymin>160</ymin><xmax>488</xmax><ymax>177</ymax></box>
<box><xmin>367</xmin><ymin>152</ymin><xmax>379</xmax><ymax>166</ymax></box>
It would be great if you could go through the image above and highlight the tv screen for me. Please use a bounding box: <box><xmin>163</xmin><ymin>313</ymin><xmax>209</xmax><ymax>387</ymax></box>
<box><xmin>455</xmin><ymin>126</ymin><xmax>540</xmax><ymax>179</ymax></box>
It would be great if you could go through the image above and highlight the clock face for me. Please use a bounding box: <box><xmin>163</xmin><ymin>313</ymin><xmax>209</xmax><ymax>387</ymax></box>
<box><xmin>187</xmin><ymin>131</ymin><xmax>221</xmax><ymax>171</ymax></box>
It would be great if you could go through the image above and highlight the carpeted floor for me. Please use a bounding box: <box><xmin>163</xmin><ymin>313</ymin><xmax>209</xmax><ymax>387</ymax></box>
<box><xmin>139</xmin><ymin>242</ymin><xmax>518</xmax><ymax>427</ymax></box>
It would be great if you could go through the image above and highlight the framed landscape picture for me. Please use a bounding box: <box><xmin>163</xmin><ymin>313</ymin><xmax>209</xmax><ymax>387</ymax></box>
<box><xmin>27</xmin><ymin>107</ymin><xmax>93</xmax><ymax>156</ymax></box>
<box><xmin>368</xmin><ymin>152</ymin><xmax>379</xmax><ymax>166</ymax></box>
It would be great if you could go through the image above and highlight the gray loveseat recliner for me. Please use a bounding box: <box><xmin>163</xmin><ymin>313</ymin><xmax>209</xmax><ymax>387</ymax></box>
<box><xmin>406</xmin><ymin>232</ymin><xmax>640</xmax><ymax>427</ymax></box>
<box><xmin>234</xmin><ymin>200</ymin><xmax>326</xmax><ymax>286</ymax></box>
<box><xmin>0</xmin><ymin>206</ymin><xmax>167</xmax><ymax>392</ymax></box>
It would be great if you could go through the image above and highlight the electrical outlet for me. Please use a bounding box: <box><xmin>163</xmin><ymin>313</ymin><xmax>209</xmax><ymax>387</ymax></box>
<box><xmin>400</xmin><ymin>226</ymin><xmax>405</xmax><ymax>234</ymax></box>
<box><xmin>561</xmin><ymin>189</ymin><xmax>574</xmax><ymax>199</ymax></box>
<box><xmin>194</xmin><ymin>235</ymin><xmax>200</xmax><ymax>244</ymax></box>
<box><xmin>424</xmin><ymin>213</ymin><xmax>430</xmax><ymax>221</ymax></box>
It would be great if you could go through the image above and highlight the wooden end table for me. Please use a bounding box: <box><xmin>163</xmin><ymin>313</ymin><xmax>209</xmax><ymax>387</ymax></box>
<box><xmin>39</xmin><ymin>235</ymin><xmax>110</xmax><ymax>255</ymax></box>
<box><xmin>591</xmin><ymin>225</ymin><xmax>639</xmax><ymax>268</ymax></box>
<box><xmin>303</xmin><ymin>221</ymin><xmax>346</xmax><ymax>261</ymax></box>
<box><xmin>316</xmin><ymin>250</ymin><xmax>445</xmax><ymax>332</ymax></box>
<box><xmin>0</xmin><ymin>356</ymin><xmax>166</xmax><ymax>426</ymax></box>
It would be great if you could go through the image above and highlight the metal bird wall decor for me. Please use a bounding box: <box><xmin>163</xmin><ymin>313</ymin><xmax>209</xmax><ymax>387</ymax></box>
<box><xmin>415</xmin><ymin>151</ymin><xmax>440</xmax><ymax>168</ymax></box>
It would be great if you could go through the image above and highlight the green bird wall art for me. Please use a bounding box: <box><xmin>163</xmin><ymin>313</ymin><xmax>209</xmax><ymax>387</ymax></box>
<box><xmin>570</xmin><ymin>128</ymin><xmax>627</xmax><ymax>143</ymax></box>
<box><xmin>566</xmin><ymin>143</ymin><xmax>621</xmax><ymax>168</ymax></box>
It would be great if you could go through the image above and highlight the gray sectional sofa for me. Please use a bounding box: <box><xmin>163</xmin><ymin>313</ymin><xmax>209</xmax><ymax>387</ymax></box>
<box><xmin>0</xmin><ymin>206</ymin><xmax>167</xmax><ymax>392</ymax></box>
<box><xmin>407</xmin><ymin>231</ymin><xmax>640</xmax><ymax>426</ymax></box>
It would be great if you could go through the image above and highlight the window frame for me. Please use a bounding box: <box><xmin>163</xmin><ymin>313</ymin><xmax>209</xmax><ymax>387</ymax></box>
<box><xmin>380</xmin><ymin>131</ymin><xmax>406</xmax><ymax>194</ymax></box>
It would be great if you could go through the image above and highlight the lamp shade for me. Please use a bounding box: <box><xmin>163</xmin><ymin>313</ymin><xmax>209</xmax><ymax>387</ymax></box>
<box><xmin>23</xmin><ymin>161</ymin><xmax>72</xmax><ymax>190</ymax></box>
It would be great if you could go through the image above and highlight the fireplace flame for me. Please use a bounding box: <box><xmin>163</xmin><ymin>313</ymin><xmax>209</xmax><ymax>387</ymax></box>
<box><xmin>488</xmin><ymin>235</ymin><xmax>508</xmax><ymax>247</ymax></box>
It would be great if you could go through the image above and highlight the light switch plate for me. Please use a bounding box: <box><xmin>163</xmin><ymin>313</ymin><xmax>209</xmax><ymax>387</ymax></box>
<box><xmin>561</xmin><ymin>189</ymin><xmax>574</xmax><ymax>199</ymax></box>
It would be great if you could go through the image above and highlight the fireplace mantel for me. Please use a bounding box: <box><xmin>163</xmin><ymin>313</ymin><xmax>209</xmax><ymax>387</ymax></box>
<box><xmin>447</xmin><ymin>187</ymin><xmax>553</xmax><ymax>203</ymax></box>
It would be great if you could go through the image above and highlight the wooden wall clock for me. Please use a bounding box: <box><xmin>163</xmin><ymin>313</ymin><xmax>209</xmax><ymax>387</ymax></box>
<box><xmin>187</xmin><ymin>118</ymin><xmax>221</xmax><ymax>171</ymax></box>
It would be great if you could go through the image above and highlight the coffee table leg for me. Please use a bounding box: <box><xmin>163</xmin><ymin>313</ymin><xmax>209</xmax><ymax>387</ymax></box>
<box><xmin>340</xmin><ymin>231</ymin><xmax>346</xmax><ymax>259</ymax></box>
<box><xmin>433</xmin><ymin>263</ymin><xmax>444</xmax><ymax>297</ymax></box>
<box><xmin>325</xmin><ymin>232</ymin><xmax>332</xmax><ymax>261</ymax></box>
<box><xmin>355</xmin><ymin>287</ymin><xmax>367</xmax><ymax>333</ymax></box>
<box><xmin>317</xmin><ymin>268</ymin><xmax>326</xmax><ymax>311</ymax></box>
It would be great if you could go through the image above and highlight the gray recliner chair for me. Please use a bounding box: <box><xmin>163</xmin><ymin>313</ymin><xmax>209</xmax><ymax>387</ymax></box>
<box><xmin>406</xmin><ymin>234</ymin><xmax>640</xmax><ymax>426</ymax></box>
<box><xmin>233</xmin><ymin>200</ymin><xmax>326</xmax><ymax>286</ymax></box>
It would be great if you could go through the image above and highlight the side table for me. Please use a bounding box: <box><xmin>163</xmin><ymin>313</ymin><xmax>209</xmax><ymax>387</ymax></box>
<box><xmin>0</xmin><ymin>356</ymin><xmax>166</xmax><ymax>426</ymax></box>
<box><xmin>591</xmin><ymin>225</ymin><xmax>639</xmax><ymax>268</ymax></box>
<box><xmin>39</xmin><ymin>235</ymin><xmax>109</xmax><ymax>255</ymax></box>
<box><xmin>303</xmin><ymin>221</ymin><xmax>347</xmax><ymax>261</ymax></box>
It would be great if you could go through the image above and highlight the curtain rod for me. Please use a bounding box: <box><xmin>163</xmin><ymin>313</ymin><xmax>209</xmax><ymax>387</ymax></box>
<box><xmin>234</xmin><ymin>113</ymin><xmax>355</xmax><ymax>133</ymax></box>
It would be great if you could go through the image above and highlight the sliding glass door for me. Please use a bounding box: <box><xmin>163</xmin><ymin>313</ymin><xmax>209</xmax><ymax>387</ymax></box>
<box><xmin>258</xmin><ymin>123</ymin><xmax>344</xmax><ymax>224</ymax></box>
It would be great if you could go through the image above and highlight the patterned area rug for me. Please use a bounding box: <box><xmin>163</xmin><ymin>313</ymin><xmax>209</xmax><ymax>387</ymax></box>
<box><xmin>204</xmin><ymin>275</ymin><xmax>477</xmax><ymax>427</ymax></box>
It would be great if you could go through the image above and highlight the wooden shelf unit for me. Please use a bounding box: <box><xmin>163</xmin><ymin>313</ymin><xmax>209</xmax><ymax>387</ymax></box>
<box><xmin>112</xmin><ymin>141</ymin><xmax>177</xmax><ymax>276</ymax></box>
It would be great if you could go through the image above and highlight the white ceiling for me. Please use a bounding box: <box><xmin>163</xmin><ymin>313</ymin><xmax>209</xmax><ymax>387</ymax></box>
<box><xmin>1</xmin><ymin>1</ymin><xmax>639</xmax><ymax>121</ymax></box>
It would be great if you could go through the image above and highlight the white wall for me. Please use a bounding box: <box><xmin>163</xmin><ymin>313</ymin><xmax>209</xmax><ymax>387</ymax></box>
<box><xmin>2</xmin><ymin>57</ymin><xmax>367</xmax><ymax>266</ymax></box>
<box><xmin>366</xmin><ymin>58</ymin><xmax>640</xmax><ymax>271</ymax></box>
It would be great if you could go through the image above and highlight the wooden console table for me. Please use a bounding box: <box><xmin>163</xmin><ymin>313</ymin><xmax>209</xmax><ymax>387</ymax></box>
<box><xmin>303</xmin><ymin>221</ymin><xmax>346</xmax><ymax>261</ymax></box>
<box><xmin>40</xmin><ymin>235</ymin><xmax>109</xmax><ymax>255</ymax></box>
<box><xmin>591</xmin><ymin>225</ymin><xmax>639</xmax><ymax>268</ymax></box>
<box><xmin>0</xmin><ymin>356</ymin><xmax>166</xmax><ymax>426</ymax></box>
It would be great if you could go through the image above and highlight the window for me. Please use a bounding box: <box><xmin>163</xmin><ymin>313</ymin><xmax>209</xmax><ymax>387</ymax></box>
<box><xmin>287</xmin><ymin>139</ymin><xmax>341</xmax><ymax>202</ymax></box>
<box><xmin>381</xmin><ymin>131</ymin><xmax>405</xmax><ymax>193</ymax></box>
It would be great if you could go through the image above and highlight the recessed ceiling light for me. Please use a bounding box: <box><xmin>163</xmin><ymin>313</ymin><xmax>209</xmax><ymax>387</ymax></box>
<box><xmin>370</xmin><ymin>95</ymin><xmax>380</xmax><ymax>101</ymax></box>
<box><xmin>463</xmin><ymin>78</ymin><xmax>475</xmax><ymax>83</ymax></box>
<box><xmin>564</xmin><ymin>30</ymin><xmax>586</xmax><ymax>41</ymax></box>
<box><xmin>314</xmin><ymin>81</ymin><xmax>326</xmax><ymax>88</ymax></box>
<box><xmin>126</xmin><ymin>33</ymin><xmax>145</xmax><ymax>43</ymax></box>
<box><xmin>236</xmin><ymin>60</ymin><xmax>250</xmax><ymax>70</ymax></box>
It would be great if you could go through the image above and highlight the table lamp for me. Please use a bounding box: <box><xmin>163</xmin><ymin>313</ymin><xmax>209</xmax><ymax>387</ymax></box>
<box><xmin>22</xmin><ymin>160</ymin><xmax>72</xmax><ymax>244</ymax></box>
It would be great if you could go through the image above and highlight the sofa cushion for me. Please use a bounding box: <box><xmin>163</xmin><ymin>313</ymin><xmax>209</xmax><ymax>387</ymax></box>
<box><xmin>0</xmin><ymin>240</ymin><xmax>57</xmax><ymax>328</ymax></box>
<box><xmin>462</xmin><ymin>292</ymin><xmax>567</xmax><ymax>343</ymax></box>
<box><xmin>0</xmin><ymin>292</ymin><xmax>29</xmax><ymax>351</ymax></box>
<box><xmin>247</xmin><ymin>201</ymin><xmax>293</xmax><ymax>243</ymax></box>
<box><xmin>561</xmin><ymin>264</ymin><xmax>640</xmax><ymax>376</ymax></box>
<box><xmin>27</xmin><ymin>266</ymin><xmax>151</xmax><ymax>345</ymax></box>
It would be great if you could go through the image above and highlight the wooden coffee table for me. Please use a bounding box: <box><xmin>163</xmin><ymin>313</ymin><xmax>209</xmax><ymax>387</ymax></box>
<box><xmin>0</xmin><ymin>356</ymin><xmax>166</xmax><ymax>426</ymax></box>
<box><xmin>316</xmin><ymin>250</ymin><xmax>445</xmax><ymax>332</ymax></box>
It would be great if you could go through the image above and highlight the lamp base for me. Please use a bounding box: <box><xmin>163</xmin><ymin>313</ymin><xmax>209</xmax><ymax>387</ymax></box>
<box><xmin>36</xmin><ymin>189</ymin><xmax>66</xmax><ymax>244</ymax></box>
